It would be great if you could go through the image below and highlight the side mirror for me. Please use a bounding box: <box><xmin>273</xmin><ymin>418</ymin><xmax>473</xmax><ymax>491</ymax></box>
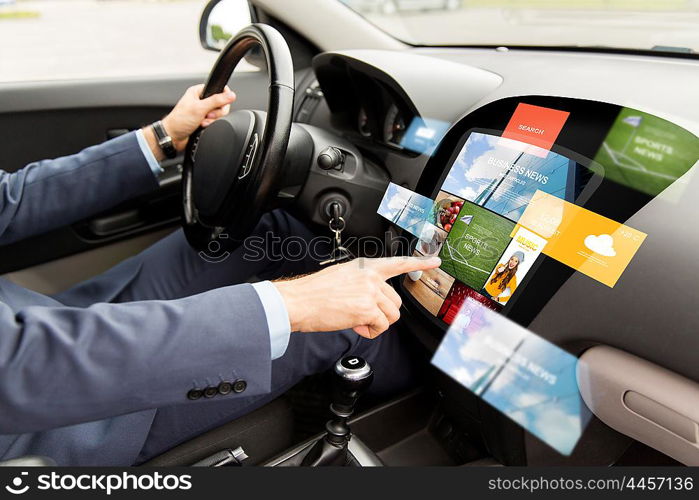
<box><xmin>199</xmin><ymin>0</ymin><xmax>253</xmax><ymax>51</ymax></box>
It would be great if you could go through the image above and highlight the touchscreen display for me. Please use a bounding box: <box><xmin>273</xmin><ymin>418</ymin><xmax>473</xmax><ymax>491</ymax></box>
<box><xmin>394</xmin><ymin>101</ymin><xmax>695</xmax><ymax>456</ymax></box>
<box><xmin>404</xmin><ymin>132</ymin><xmax>594</xmax><ymax>323</ymax></box>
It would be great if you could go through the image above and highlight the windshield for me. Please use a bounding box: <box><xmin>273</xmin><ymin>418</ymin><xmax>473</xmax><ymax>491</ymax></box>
<box><xmin>339</xmin><ymin>0</ymin><xmax>699</xmax><ymax>54</ymax></box>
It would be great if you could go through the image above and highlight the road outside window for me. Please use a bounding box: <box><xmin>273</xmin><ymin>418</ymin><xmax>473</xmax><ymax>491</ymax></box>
<box><xmin>0</xmin><ymin>0</ymin><xmax>255</xmax><ymax>83</ymax></box>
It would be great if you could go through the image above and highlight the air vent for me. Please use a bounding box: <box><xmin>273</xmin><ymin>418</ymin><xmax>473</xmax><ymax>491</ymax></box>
<box><xmin>295</xmin><ymin>80</ymin><xmax>324</xmax><ymax>123</ymax></box>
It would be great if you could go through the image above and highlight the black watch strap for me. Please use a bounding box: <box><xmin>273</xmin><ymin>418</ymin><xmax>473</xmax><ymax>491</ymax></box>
<box><xmin>152</xmin><ymin>120</ymin><xmax>178</xmax><ymax>159</ymax></box>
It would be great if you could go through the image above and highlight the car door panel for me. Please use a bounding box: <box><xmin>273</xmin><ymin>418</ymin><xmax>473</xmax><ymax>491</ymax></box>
<box><xmin>0</xmin><ymin>73</ymin><xmax>270</xmax><ymax>171</ymax></box>
<box><xmin>0</xmin><ymin>71</ymin><xmax>272</xmax><ymax>287</ymax></box>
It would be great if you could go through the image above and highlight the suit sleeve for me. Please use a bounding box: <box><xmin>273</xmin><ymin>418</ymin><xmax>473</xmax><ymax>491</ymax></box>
<box><xmin>0</xmin><ymin>283</ymin><xmax>272</xmax><ymax>434</ymax></box>
<box><xmin>0</xmin><ymin>132</ymin><xmax>159</xmax><ymax>245</ymax></box>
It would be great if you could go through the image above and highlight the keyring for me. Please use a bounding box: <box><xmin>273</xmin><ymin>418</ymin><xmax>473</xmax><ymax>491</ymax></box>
<box><xmin>329</xmin><ymin>216</ymin><xmax>346</xmax><ymax>233</ymax></box>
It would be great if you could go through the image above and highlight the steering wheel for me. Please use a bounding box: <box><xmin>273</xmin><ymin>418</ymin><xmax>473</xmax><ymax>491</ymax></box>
<box><xmin>182</xmin><ymin>24</ymin><xmax>295</xmax><ymax>250</ymax></box>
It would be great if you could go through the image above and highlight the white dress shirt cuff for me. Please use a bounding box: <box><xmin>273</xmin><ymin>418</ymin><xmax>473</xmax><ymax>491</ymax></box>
<box><xmin>251</xmin><ymin>281</ymin><xmax>292</xmax><ymax>360</ymax></box>
<box><xmin>135</xmin><ymin>129</ymin><xmax>165</xmax><ymax>178</ymax></box>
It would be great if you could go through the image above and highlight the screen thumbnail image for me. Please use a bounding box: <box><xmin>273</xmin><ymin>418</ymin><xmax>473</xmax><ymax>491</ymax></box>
<box><xmin>416</xmin><ymin>222</ymin><xmax>448</xmax><ymax>257</ymax></box>
<box><xmin>441</xmin><ymin>132</ymin><xmax>589</xmax><ymax>223</ymax></box>
<box><xmin>437</xmin><ymin>281</ymin><xmax>501</xmax><ymax>325</ymax></box>
<box><xmin>403</xmin><ymin>254</ymin><xmax>456</xmax><ymax>316</ymax></box>
<box><xmin>439</xmin><ymin>201</ymin><xmax>515</xmax><ymax>291</ymax></box>
<box><xmin>377</xmin><ymin>182</ymin><xmax>435</xmax><ymax>236</ymax></box>
<box><xmin>481</xmin><ymin>226</ymin><xmax>547</xmax><ymax>305</ymax></box>
<box><xmin>430</xmin><ymin>191</ymin><xmax>465</xmax><ymax>232</ymax></box>
<box><xmin>432</xmin><ymin>298</ymin><xmax>591</xmax><ymax>456</ymax></box>
<box><xmin>400</xmin><ymin>117</ymin><xmax>451</xmax><ymax>156</ymax></box>
<box><xmin>592</xmin><ymin>107</ymin><xmax>699</xmax><ymax>198</ymax></box>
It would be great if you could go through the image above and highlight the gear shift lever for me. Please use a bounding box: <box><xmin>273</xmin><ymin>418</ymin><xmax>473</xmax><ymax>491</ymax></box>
<box><xmin>301</xmin><ymin>355</ymin><xmax>373</xmax><ymax>466</ymax></box>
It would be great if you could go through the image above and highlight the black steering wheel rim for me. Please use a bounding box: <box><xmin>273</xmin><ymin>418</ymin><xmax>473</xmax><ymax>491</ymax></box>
<box><xmin>182</xmin><ymin>23</ymin><xmax>295</xmax><ymax>250</ymax></box>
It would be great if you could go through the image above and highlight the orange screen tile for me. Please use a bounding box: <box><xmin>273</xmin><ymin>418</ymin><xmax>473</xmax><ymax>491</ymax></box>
<box><xmin>502</xmin><ymin>103</ymin><xmax>570</xmax><ymax>154</ymax></box>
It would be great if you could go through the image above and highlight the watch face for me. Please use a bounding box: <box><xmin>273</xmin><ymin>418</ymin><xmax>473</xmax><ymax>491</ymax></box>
<box><xmin>158</xmin><ymin>137</ymin><xmax>177</xmax><ymax>159</ymax></box>
<box><xmin>153</xmin><ymin>121</ymin><xmax>177</xmax><ymax>159</ymax></box>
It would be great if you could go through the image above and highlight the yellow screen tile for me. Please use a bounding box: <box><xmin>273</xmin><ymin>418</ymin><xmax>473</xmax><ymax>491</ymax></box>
<box><xmin>516</xmin><ymin>191</ymin><xmax>647</xmax><ymax>288</ymax></box>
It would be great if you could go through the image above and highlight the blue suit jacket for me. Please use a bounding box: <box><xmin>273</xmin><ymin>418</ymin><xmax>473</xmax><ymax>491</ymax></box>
<box><xmin>0</xmin><ymin>133</ymin><xmax>273</xmax><ymax>465</ymax></box>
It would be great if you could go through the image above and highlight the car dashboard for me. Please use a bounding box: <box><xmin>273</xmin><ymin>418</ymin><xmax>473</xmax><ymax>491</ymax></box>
<box><xmin>296</xmin><ymin>47</ymin><xmax>699</xmax><ymax>465</ymax></box>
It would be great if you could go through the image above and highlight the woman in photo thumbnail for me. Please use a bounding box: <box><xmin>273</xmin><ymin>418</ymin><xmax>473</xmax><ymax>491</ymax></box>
<box><xmin>481</xmin><ymin>251</ymin><xmax>523</xmax><ymax>304</ymax></box>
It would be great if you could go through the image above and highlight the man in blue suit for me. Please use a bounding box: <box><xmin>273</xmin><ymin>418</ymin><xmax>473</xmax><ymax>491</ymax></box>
<box><xmin>0</xmin><ymin>85</ymin><xmax>439</xmax><ymax>466</ymax></box>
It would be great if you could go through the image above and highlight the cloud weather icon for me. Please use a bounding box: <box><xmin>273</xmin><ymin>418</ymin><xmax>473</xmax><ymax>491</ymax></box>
<box><xmin>584</xmin><ymin>234</ymin><xmax>617</xmax><ymax>257</ymax></box>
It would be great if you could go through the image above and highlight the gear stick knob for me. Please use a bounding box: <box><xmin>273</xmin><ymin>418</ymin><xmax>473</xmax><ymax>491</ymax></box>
<box><xmin>301</xmin><ymin>356</ymin><xmax>374</xmax><ymax>466</ymax></box>
<box><xmin>332</xmin><ymin>356</ymin><xmax>374</xmax><ymax>417</ymax></box>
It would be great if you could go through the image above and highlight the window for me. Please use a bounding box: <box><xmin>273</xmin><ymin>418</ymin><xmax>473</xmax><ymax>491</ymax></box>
<box><xmin>0</xmin><ymin>0</ymin><xmax>253</xmax><ymax>83</ymax></box>
<box><xmin>339</xmin><ymin>0</ymin><xmax>699</xmax><ymax>55</ymax></box>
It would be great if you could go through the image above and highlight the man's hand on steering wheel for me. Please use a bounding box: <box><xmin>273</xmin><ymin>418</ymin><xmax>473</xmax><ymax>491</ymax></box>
<box><xmin>142</xmin><ymin>84</ymin><xmax>237</xmax><ymax>161</ymax></box>
<box><xmin>164</xmin><ymin>84</ymin><xmax>237</xmax><ymax>150</ymax></box>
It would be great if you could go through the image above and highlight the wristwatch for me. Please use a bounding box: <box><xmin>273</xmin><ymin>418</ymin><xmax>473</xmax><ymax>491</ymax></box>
<box><xmin>151</xmin><ymin>120</ymin><xmax>178</xmax><ymax>159</ymax></box>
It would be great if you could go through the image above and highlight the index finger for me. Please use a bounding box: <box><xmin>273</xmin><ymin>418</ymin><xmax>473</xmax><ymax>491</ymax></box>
<box><xmin>371</xmin><ymin>256</ymin><xmax>441</xmax><ymax>280</ymax></box>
